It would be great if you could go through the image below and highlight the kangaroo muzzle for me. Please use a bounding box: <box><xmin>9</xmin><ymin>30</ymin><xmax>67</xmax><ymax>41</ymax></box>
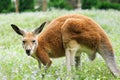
<box><xmin>26</xmin><ymin>49</ymin><xmax>31</xmax><ymax>56</ymax></box>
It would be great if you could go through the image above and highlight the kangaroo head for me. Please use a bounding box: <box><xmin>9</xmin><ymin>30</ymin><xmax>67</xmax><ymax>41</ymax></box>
<box><xmin>11</xmin><ymin>22</ymin><xmax>46</xmax><ymax>56</ymax></box>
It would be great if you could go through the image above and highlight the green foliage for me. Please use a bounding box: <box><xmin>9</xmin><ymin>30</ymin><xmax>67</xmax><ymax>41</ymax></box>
<box><xmin>19</xmin><ymin>0</ymin><xmax>35</xmax><ymax>12</ymax></box>
<box><xmin>48</xmin><ymin>0</ymin><xmax>73</xmax><ymax>10</ymax></box>
<box><xmin>81</xmin><ymin>0</ymin><xmax>120</xmax><ymax>10</ymax></box>
<box><xmin>0</xmin><ymin>0</ymin><xmax>13</xmax><ymax>13</ymax></box>
<box><xmin>98</xmin><ymin>1</ymin><xmax>120</xmax><ymax>10</ymax></box>
<box><xmin>81</xmin><ymin>0</ymin><xmax>99</xmax><ymax>9</ymax></box>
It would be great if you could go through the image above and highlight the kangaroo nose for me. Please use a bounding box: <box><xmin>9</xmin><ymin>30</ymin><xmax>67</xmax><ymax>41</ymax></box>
<box><xmin>26</xmin><ymin>49</ymin><xmax>31</xmax><ymax>56</ymax></box>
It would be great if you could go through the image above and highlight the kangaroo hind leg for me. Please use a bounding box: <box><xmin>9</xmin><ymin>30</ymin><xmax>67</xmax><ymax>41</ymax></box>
<box><xmin>65</xmin><ymin>40</ymin><xmax>80</xmax><ymax>71</ymax></box>
<box><xmin>75</xmin><ymin>50</ymin><xmax>82</xmax><ymax>69</ymax></box>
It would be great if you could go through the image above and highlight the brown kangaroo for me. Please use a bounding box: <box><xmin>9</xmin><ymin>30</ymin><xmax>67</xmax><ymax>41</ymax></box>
<box><xmin>11</xmin><ymin>14</ymin><xmax>120</xmax><ymax>77</ymax></box>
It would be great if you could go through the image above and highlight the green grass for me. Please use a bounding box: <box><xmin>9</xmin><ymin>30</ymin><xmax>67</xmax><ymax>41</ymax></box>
<box><xmin>0</xmin><ymin>9</ymin><xmax>120</xmax><ymax>80</ymax></box>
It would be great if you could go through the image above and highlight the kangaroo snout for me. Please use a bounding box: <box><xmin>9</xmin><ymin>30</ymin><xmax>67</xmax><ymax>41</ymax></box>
<box><xmin>26</xmin><ymin>49</ymin><xmax>31</xmax><ymax>56</ymax></box>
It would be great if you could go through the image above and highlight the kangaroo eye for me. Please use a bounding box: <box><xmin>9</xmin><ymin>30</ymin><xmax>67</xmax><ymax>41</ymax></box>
<box><xmin>22</xmin><ymin>40</ymin><xmax>26</xmax><ymax>44</ymax></box>
<box><xmin>32</xmin><ymin>40</ymin><xmax>36</xmax><ymax>43</ymax></box>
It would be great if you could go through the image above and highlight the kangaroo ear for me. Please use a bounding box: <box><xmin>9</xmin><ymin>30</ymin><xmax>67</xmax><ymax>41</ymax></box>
<box><xmin>33</xmin><ymin>22</ymin><xmax>46</xmax><ymax>35</ymax></box>
<box><xmin>11</xmin><ymin>24</ymin><xmax>25</xmax><ymax>36</ymax></box>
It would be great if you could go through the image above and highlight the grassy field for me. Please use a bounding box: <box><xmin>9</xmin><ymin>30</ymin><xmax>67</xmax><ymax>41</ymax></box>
<box><xmin>0</xmin><ymin>9</ymin><xmax>120</xmax><ymax>80</ymax></box>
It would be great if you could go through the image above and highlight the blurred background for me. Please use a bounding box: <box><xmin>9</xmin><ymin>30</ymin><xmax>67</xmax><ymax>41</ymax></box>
<box><xmin>0</xmin><ymin>0</ymin><xmax>120</xmax><ymax>13</ymax></box>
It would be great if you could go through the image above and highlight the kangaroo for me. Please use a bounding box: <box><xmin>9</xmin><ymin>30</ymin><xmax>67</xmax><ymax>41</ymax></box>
<box><xmin>11</xmin><ymin>14</ymin><xmax>120</xmax><ymax>77</ymax></box>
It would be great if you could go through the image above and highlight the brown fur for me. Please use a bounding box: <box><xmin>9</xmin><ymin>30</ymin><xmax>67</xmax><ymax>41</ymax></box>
<box><xmin>11</xmin><ymin>14</ymin><xmax>120</xmax><ymax>77</ymax></box>
<box><xmin>37</xmin><ymin>14</ymin><xmax>112</xmax><ymax>65</ymax></box>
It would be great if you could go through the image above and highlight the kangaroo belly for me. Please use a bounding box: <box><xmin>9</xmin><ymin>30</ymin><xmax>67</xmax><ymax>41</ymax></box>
<box><xmin>66</xmin><ymin>40</ymin><xmax>95</xmax><ymax>56</ymax></box>
<box><xmin>47</xmin><ymin>48</ymin><xmax>65</xmax><ymax>58</ymax></box>
<box><xmin>80</xmin><ymin>44</ymin><xmax>95</xmax><ymax>54</ymax></box>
